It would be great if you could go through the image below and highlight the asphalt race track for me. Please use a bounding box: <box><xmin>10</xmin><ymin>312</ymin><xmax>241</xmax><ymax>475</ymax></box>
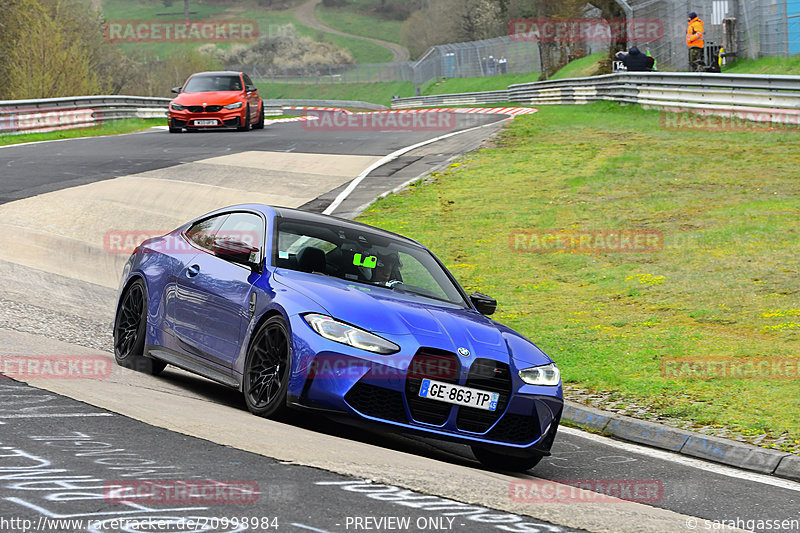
<box><xmin>1</xmin><ymin>116</ymin><xmax>798</xmax><ymax>533</ymax></box>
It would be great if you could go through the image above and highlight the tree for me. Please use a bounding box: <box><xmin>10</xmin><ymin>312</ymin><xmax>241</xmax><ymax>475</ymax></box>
<box><xmin>1</xmin><ymin>0</ymin><xmax>101</xmax><ymax>99</ymax></box>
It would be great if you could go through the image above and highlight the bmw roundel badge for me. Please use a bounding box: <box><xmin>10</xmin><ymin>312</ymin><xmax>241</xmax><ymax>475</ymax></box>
<box><xmin>458</xmin><ymin>347</ymin><xmax>470</xmax><ymax>357</ymax></box>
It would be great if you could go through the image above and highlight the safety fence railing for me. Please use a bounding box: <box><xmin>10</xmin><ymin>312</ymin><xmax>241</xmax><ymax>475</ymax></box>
<box><xmin>391</xmin><ymin>72</ymin><xmax>800</xmax><ymax>122</ymax></box>
<box><xmin>0</xmin><ymin>96</ymin><xmax>171</xmax><ymax>135</ymax></box>
<box><xmin>0</xmin><ymin>96</ymin><xmax>388</xmax><ymax>135</ymax></box>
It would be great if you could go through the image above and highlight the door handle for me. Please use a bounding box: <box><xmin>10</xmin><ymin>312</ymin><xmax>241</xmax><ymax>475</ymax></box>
<box><xmin>186</xmin><ymin>265</ymin><xmax>200</xmax><ymax>278</ymax></box>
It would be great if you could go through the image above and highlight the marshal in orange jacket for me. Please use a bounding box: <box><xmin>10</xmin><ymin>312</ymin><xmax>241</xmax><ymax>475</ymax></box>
<box><xmin>687</xmin><ymin>16</ymin><xmax>704</xmax><ymax>48</ymax></box>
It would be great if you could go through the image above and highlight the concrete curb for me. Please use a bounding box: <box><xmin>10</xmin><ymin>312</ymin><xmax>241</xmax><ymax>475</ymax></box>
<box><xmin>561</xmin><ymin>400</ymin><xmax>799</xmax><ymax>482</ymax></box>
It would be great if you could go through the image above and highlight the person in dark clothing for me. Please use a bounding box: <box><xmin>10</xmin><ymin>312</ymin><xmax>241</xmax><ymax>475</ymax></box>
<box><xmin>615</xmin><ymin>47</ymin><xmax>655</xmax><ymax>72</ymax></box>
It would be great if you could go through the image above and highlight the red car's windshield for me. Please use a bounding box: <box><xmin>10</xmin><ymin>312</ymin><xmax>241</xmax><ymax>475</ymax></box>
<box><xmin>183</xmin><ymin>75</ymin><xmax>242</xmax><ymax>93</ymax></box>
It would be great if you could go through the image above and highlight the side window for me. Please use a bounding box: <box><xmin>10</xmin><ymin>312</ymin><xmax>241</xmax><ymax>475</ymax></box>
<box><xmin>215</xmin><ymin>212</ymin><xmax>265</xmax><ymax>257</ymax></box>
<box><xmin>242</xmin><ymin>73</ymin><xmax>254</xmax><ymax>87</ymax></box>
<box><xmin>397</xmin><ymin>252</ymin><xmax>448</xmax><ymax>300</ymax></box>
<box><xmin>185</xmin><ymin>215</ymin><xmax>228</xmax><ymax>252</ymax></box>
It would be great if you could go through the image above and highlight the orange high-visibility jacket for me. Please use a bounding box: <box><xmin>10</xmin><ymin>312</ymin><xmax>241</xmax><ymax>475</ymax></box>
<box><xmin>687</xmin><ymin>17</ymin><xmax>704</xmax><ymax>48</ymax></box>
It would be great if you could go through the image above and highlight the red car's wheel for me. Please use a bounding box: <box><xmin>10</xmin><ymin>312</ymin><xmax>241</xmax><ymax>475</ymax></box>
<box><xmin>253</xmin><ymin>102</ymin><xmax>265</xmax><ymax>130</ymax></box>
<box><xmin>237</xmin><ymin>105</ymin><xmax>251</xmax><ymax>132</ymax></box>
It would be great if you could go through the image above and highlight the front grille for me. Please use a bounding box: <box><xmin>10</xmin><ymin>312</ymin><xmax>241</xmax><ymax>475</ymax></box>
<box><xmin>486</xmin><ymin>412</ymin><xmax>540</xmax><ymax>444</ymax></box>
<box><xmin>456</xmin><ymin>359</ymin><xmax>512</xmax><ymax>433</ymax></box>
<box><xmin>345</xmin><ymin>382</ymin><xmax>406</xmax><ymax>422</ymax></box>
<box><xmin>186</xmin><ymin>106</ymin><xmax>204</xmax><ymax>113</ymax></box>
<box><xmin>405</xmin><ymin>349</ymin><xmax>460</xmax><ymax>425</ymax></box>
<box><xmin>205</xmin><ymin>105</ymin><xmax>223</xmax><ymax>112</ymax></box>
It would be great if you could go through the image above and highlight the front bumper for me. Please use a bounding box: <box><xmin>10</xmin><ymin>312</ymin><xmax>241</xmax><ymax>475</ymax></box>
<box><xmin>169</xmin><ymin>110</ymin><xmax>243</xmax><ymax>129</ymax></box>
<box><xmin>287</xmin><ymin>317</ymin><xmax>563</xmax><ymax>455</ymax></box>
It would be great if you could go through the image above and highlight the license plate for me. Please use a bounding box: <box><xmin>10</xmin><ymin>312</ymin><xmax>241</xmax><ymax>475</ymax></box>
<box><xmin>418</xmin><ymin>379</ymin><xmax>499</xmax><ymax>411</ymax></box>
<box><xmin>193</xmin><ymin>119</ymin><xmax>218</xmax><ymax>126</ymax></box>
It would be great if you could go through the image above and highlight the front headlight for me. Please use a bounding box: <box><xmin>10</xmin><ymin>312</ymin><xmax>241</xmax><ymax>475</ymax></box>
<box><xmin>303</xmin><ymin>314</ymin><xmax>399</xmax><ymax>355</ymax></box>
<box><xmin>224</xmin><ymin>101</ymin><xmax>244</xmax><ymax>110</ymax></box>
<box><xmin>170</xmin><ymin>103</ymin><xmax>185</xmax><ymax>111</ymax></box>
<box><xmin>519</xmin><ymin>363</ymin><xmax>560</xmax><ymax>386</ymax></box>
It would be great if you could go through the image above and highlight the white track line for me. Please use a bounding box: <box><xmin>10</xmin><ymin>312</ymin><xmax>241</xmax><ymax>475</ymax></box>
<box><xmin>558</xmin><ymin>426</ymin><xmax>800</xmax><ymax>492</ymax></box>
<box><xmin>322</xmin><ymin>120</ymin><xmax>504</xmax><ymax>215</ymax></box>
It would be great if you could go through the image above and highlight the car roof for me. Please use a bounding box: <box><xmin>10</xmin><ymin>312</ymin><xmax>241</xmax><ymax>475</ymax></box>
<box><xmin>275</xmin><ymin>206</ymin><xmax>424</xmax><ymax>248</ymax></box>
<box><xmin>213</xmin><ymin>204</ymin><xmax>423</xmax><ymax>248</ymax></box>
<box><xmin>189</xmin><ymin>71</ymin><xmax>244</xmax><ymax>77</ymax></box>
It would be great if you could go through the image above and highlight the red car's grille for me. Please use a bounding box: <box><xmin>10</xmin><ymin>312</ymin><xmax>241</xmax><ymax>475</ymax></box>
<box><xmin>183</xmin><ymin>105</ymin><xmax>225</xmax><ymax>113</ymax></box>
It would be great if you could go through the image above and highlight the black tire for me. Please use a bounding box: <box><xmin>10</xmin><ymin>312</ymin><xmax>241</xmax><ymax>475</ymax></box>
<box><xmin>252</xmin><ymin>103</ymin><xmax>265</xmax><ymax>130</ymax></box>
<box><xmin>168</xmin><ymin>127</ymin><xmax>182</xmax><ymax>133</ymax></box>
<box><xmin>471</xmin><ymin>446</ymin><xmax>543</xmax><ymax>472</ymax></box>
<box><xmin>237</xmin><ymin>105</ymin><xmax>251</xmax><ymax>131</ymax></box>
<box><xmin>113</xmin><ymin>279</ymin><xmax>166</xmax><ymax>376</ymax></box>
<box><xmin>243</xmin><ymin>316</ymin><xmax>291</xmax><ymax>418</ymax></box>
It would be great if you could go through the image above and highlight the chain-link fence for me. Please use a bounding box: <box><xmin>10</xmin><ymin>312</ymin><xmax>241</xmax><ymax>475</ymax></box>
<box><xmin>411</xmin><ymin>36</ymin><xmax>542</xmax><ymax>89</ymax></box>
<box><xmin>630</xmin><ymin>0</ymin><xmax>800</xmax><ymax>71</ymax></box>
<box><xmin>241</xmin><ymin>1</ymin><xmax>799</xmax><ymax>86</ymax></box>
<box><xmin>243</xmin><ymin>36</ymin><xmax>542</xmax><ymax>92</ymax></box>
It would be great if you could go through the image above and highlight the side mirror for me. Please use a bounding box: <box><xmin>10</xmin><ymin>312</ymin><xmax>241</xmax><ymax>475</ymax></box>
<box><xmin>245</xmin><ymin>84</ymin><xmax>257</xmax><ymax>93</ymax></box>
<box><xmin>171</xmin><ymin>86</ymin><xmax>182</xmax><ymax>94</ymax></box>
<box><xmin>470</xmin><ymin>292</ymin><xmax>497</xmax><ymax>316</ymax></box>
<box><xmin>213</xmin><ymin>239</ymin><xmax>261</xmax><ymax>272</ymax></box>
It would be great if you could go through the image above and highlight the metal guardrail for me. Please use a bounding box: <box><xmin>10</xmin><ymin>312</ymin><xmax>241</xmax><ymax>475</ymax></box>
<box><xmin>0</xmin><ymin>95</ymin><xmax>171</xmax><ymax>134</ymax></box>
<box><xmin>0</xmin><ymin>96</ymin><xmax>388</xmax><ymax>135</ymax></box>
<box><xmin>263</xmin><ymin>99</ymin><xmax>387</xmax><ymax>111</ymax></box>
<box><xmin>389</xmin><ymin>90</ymin><xmax>510</xmax><ymax>109</ymax></box>
<box><xmin>392</xmin><ymin>72</ymin><xmax>800</xmax><ymax>122</ymax></box>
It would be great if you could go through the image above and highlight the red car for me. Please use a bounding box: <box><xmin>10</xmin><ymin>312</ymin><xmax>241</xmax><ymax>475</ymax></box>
<box><xmin>168</xmin><ymin>71</ymin><xmax>264</xmax><ymax>133</ymax></box>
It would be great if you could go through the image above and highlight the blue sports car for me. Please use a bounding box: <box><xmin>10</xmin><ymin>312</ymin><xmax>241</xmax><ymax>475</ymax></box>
<box><xmin>114</xmin><ymin>205</ymin><xmax>563</xmax><ymax>471</ymax></box>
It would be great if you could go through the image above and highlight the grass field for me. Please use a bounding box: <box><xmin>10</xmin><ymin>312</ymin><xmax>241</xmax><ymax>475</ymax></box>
<box><xmin>100</xmin><ymin>0</ymin><xmax>391</xmax><ymax>63</ymax></box>
<box><xmin>724</xmin><ymin>56</ymin><xmax>800</xmax><ymax>75</ymax></box>
<box><xmin>315</xmin><ymin>1</ymin><xmax>404</xmax><ymax>46</ymax></box>
<box><xmin>423</xmin><ymin>73</ymin><xmax>541</xmax><ymax>95</ymax></box>
<box><xmin>358</xmin><ymin>102</ymin><xmax>800</xmax><ymax>451</ymax></box>
<box><xmin>550</xmin><ymin>52</ymin><xmax>606</xmax><ymax>79</ymax></box>
<box><xmin>0</xmin><ymin>118</ymin><xmax>163</xmax><ymax>147</ymax></box>
<box><xmin>255</xmin><ymin>81</ymin><xmax>413</xmax><ymax>106</ymax></box>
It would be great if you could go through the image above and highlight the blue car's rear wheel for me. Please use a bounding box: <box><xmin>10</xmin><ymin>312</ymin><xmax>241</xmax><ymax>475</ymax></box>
<box><xmin>113</xmin><ymin>279</ymin><xmax>166</xmax><ymax>375</ymax></box>
<box><xmin>471</xmin><ymin>446</ymin><xmax>543</xmax><ymax>472</ymax></box>
<box><xmin>244</xmin><ymin>316</ymin><xmax>290</xmax><ymax>418</ymax></box>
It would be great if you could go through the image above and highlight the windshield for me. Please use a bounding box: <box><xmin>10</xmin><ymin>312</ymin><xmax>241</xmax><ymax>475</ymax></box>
<box><xmin>275</xmin><ymin>218</ymin><xmax>467</xmax><ymax>307</ymax></box>
<box><xmin>182</xmin><ymin>75</ymin><xmax>242</xmax><ymax>93</ymax></box>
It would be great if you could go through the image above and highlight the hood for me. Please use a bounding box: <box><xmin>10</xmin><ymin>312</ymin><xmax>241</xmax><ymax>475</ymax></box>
<box><xmin>629</xmin><ymin>47</ymin><xmax>641</xmax><ymax>55</ymax></box>
<box><xmin>172</xmin><ymin>91</ymin><xmax>244</xmax><ymax>106</ymax></box>
<box><xmin>274</xmin><ymin>269</ymin><xmax>552</xmax><ymax>368</ymax></box>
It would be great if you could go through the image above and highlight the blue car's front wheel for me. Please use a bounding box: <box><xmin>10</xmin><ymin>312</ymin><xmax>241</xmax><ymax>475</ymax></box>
<box><xmin>243</xmin><ymin>315</ymin><xmax>291</xmax><ymax>418</ymax></box>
